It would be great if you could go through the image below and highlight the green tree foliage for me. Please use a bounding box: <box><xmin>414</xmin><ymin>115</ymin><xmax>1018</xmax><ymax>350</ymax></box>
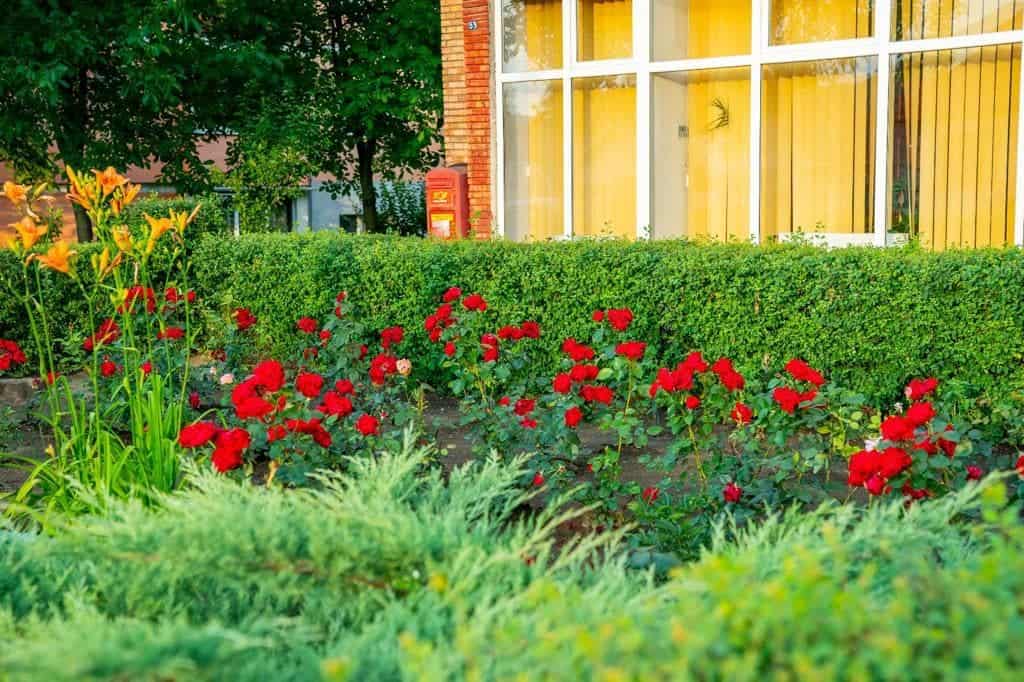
<box><xmin>0</xmin><ymin>0</ymin><xmax>310</xmax><ymax>240</ymax></box>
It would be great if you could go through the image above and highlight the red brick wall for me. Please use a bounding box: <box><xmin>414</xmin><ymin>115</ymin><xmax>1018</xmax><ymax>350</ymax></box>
<box><xmin>441</xmin><ymin>0</ymin><xmax>494</xmax><ymax>238</ymax></box>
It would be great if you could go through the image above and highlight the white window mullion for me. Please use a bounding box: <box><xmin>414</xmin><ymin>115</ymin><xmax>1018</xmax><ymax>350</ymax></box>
<box><xmin>563</xmin><ymin>0</ymin><xmax>576</xmax><ymax>239</ymax></box>
<box><xmin>495</xmin><ymin>77</ymin><xmax>506</xmax><ymax>239</ymax></box>
<box><xmin>749</xmin><ymin>0</ymin><xmax>766</xmax><ymax>244</ymax></box>
<box><xmin>873</xmin><ymin>1</ymin><xmax>893</xmax><ymax>247</ymax></box>
<box><xmin>635</xmin><ymin>0</ymin><xmax>651</xmax><ymax>238</ymax></box>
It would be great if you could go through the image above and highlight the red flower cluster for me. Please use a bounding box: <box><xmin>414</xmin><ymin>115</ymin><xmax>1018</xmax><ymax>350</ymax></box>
<box><xmin>100</xmin><ymin>357</ymin><xmax>119</xmax><ymax>377</ymax></box>
<box><xmin>730</xmin><ymin>402</ymin><xmax>754</xmax><ymax>425</ymax></box>
<box><xmin>318</xmin><ymin>390</ymin><xmax>354</xmax><ymax>417</ymax></box>
<box><xmin>561</xmin><ymin>338</ymin><xmax>595</xmax><ymax>362</ymax></box>
<box><xmin>462</xmin><ymin>293</ymin><xmax>488</xmax><ymax>311</ymax></box>
<box><xmin>593</xmin><ymin>308</ymin><xmax>633</xmax><ymax>331</ymax></box>
<box><xmin>369</xmin><ymin>353</ymin><xmax>399</xmax><ymax>385</ymax></box>
<box><xmin>848</xmin><ymin>447</ymin><xmax>913</xmax><ymax>494</ymax></box>
<box><xmin>711</xmin><ymin>357</ymin><xmax>745</xmax><ymax>392</ymax></box>
<box><xmin>649</xmin><ymin>352</ymin><xmax>708</xmax><ymax>396</ymax></box>
<box><xmin>772</xmin><ymin>386</ymin><xmax>818</xmax><ymax>414</ymax></box>
<box><xmin>784</xmin><ymin>358</ymin><xmax>825</xmax><ymax>387</ymax></box>
<box><xmin>480</xmin><ymin>333</ymin><xmax>500</xmax><ymax>362</ymax></box>
<box><xmin>286</xmin><ymin>417</ymin><xmax>332</xmax><ymax>448</ymax></box>
<box><xmin>178</xmin><ymin>421</ymin><xmax>250</xmax><ymax>473</ymax></box>
<box><xmin>905</xmin><ymin>377</ymin><xmax>938</xmax><ymax>401</ymax></box>
<box><xmin>641</xmin><ymin>486</ymin><xmax>660</xmax><ymax>504</ymax></box>
<box><xmin>119</xmin><ymin>286</ymin><xmax>156</xmax><ymax>314</ymax></box>
<box><xmin>83</xmin><ymin>318</ymin><xmax>121</xmax><ymax>352</ymax></box>
<box><xmin>231</xmin><ymin>360</ymin><xmax>285</xmax><ymax>420</ymax></box>
<box><xmin>295</xmin><ymin>371</ymin><xmax>324</xmax><ymax>399</ymax></box>
<box><xmin>723</xmin><ymin>482</ymin><xmax>743</xmax><ymax>503</ymax></box>
<box><xmin>564</xmin><ymin>406</ymin><xmax>583</xmax><ymax>428</ymax></box>
<box><xmin>356</xmin><ymin>413</ymin><xmax>380</xmax><ymax>436</ymax></box>
<box><xmin>425</xmin><ymin>302</ymin><xmax>456</xmax><ymax>342</ymax></box>
<box><xmin>156</xmin><ymin>326</ymin><xmax>184</xmax><ymax>341</ymax></box>
<box><xmin>0</xmin><ymin>339</ymin><xmax>26</xmax><ymax>372</ymax></box>
<box><xmin>234</xmin><ymin>308</ymin><xmax>257</xmax><ymax>331</ymax></box>
<box><xmin>615</xmin><ymin>341</ymin><xmax>646</xmax><ymax>362</ymax></box>
<box><xmin>380</xmin><ymin>326</ymin><xmax>404</xmax><ymax>350</ymax></box>
<box><xmin>580</xmin><ymin>384</ymin><xmax>614</xmax><ymax>405</ymax></box>
<box><xmin>497</xmin><ymin>321</ymin><xmax>541</xmax><ymax>341</ymax></box>
<box><xmin>296</xmin><ymin>317</ymin><xmax>318</xmax><ymax>334</ymax></box>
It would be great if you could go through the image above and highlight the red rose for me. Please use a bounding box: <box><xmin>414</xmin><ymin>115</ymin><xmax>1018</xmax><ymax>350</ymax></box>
<box><xmin>913</xmin><ymin>438</ymin><xmax>938</xmax><ymax>456</ymax></box>
<box><xmin>253</xmin><ymin>360</ymin><xmax>285</xmax><ymax>392</ymax></box>
<box><xmin>847</xmin><ymin>449</ymin><xmax>880</xmax><ymax>486</ymax></box>
<box><xmin>532</xmin><ymin>472</ymin><xmax>545</xmax><ymax>487</ymax></box>
<box><xmin>680</xmin><ymin>351</ymin><xmax>708</xmax><ymax>374</ymax></box>
<box><xmin>880</xmin><ymin>415</ymin><xmax>915</xmax><ymax>442</ymax></box>
<box><xmin>966</xmin><ymin>465</ymin><xmax>983</xmax><ymax>481</ymax></box>
<box><xmin>0</xmin><ymin>339</ymin><xmax>27</xmax><ymax>372</ymax></box>
<box><xmin>380</xmin><ymin>326</ymin><xmax>404</xmax><ymax>350</ymax></box>
<box><xmin>211</xmin><ymin>428</ymin><xmax>250</xmax><ymax>473</ymax></box>
<box><xmin>864</xmin><ymin>474</ymin><xmax>887</xmax><ymax>496</ymax></box>
<box><xmin>187</xmin><ymin>290</ymin><xmax>197</xmax><ymax>304</ymax></box>
<box><xmin>498</xmin><ymin>396</ymin><xmax>511</xmax><ymax>406</ymax></box>
<box><xmin>723</xmin><ymin>482</ymin><xmax>742</xmax><ymax>503</ymax></box>
<box><xmin>286</xmin><ymin>418</ymin><xmax>332</xmax><ymax>448</ymax></box>
<box><xmin>369</xmin><ymin>354</ymin><xmax>398</xmax><ymax>385</ymax></box>
<box><xmin>564</xmin><ymin>406</ymin><xmax>583</xmax><ymax>428</ymax></box>
<box><xmin>711</xmin><ymin>357</ymin><xmax>745</xmax><ymax>392</ymax></box>
<box><xmin>319</xmin><ymin>330</ymin><xmax>332</xmax><ymax>344</ymax></box>
<box><xmin>592</xmin><ymin>310</ymin><xmax>605</xmax><ymax>322</ymax></box>
<box><xmin>157</xmin><ymin>326</ymin><xmax>184</xmax><ymax>341</ymax></box>
<box><xmin>730</xmin><ymin>402</ymin><xmax>753</xmax><ymax>425</ymax></box>
<box><xmin>553</xmin><ymin>373</ymin><xmax>572</xmax><ymax>393</ymax></box>
<box><xmin>295</xmin><ymin>372</ymin><xmax>325</xmax><ymax>399</ymax></box>
<box><xmin>164</xmin><ymin>287</ymin><xmax>181</xmax><ymax>303</ymax></box>
<box><xmin>334</xmin><ymin>379</ymin><xmax>354</xmax><ymax>395</ymax></box>
<box><xmin>520</xmin><ymin>417</ymin><xmax>537</xmax><ymax>429</ymax></box>
<box><xmin>561</xmin><ymin>338</ymin><xmax>595</xmax><ymax>362</ymax></box>
<box><xmin>83</xmin><ymin>318</ymin><xmax>121</xmax><ymax>352</ymax></box>
<box><xmin>318</xmin><ymin>391</ymin><xmax>354</xmax><ymax>417</ymax></box>
<box><xmin>1016</xmin><ymin>454</ymin><xmax>1024</xmax><ymax>477</ymax></box>
<box><xmin>442</xmin><ymin>286</ymin><xmax>462</xmax><ymax>303</ymax></box>
<box><xmin>140</xmin><ymin>361</ymin><xmax>153</xmax><ymax>376</ymax></box>
<box><xmin>514</xmin><ymin>398</ymin><xmax>536</xmax><ymax>416</ymax></box>
<box><xmin>520</xmin><ymin>321</ymin><xmax>541</xmax><ymax>339</ymax></box>
<box><xmin>212</xmin><ymin>448</ymin><xmax>244</xmax><ymax>473</ymax></box>
<box><xmin>444</xmin><ymin>341</ymin><xmax>456</xmax><ymax>357</ymax></box>
<box><xmin>685</xmin><ymin>395</ymin><xmax>701</xmax><ymax>410</ymax></box>
<box><xmin>100</xmin><ymin>357</ymin><xmax>119</xmax><ymax>378</ymax></box>
<box><xmin>580</xmin><ymin>384</ymin><xmax>614</xmax><ymax>405</ymax></box>
<box><xmin>938</xmin><ymin>426</ymin><xmax>957</xmax><ymax>458</ymax></box>
<box><xmin>498</xmin><ymin>325</ymin><xmax>524</xmax><ymax>341</ymax></box>
<box><xmin>267</xmin><ymin>425</ymin><xmax>288</xmax><ymax>443</ymax></box>
<box><xmin>784</xmin><ymin>358</ymin><xmax>825</xmax><ymax>387</ymax></box>
<box><xmin>296</xmin><ymin>317</ymin><xmax>318</xmax><ymax>334</ymax></box>
<box><xmin>482</xmin><ymin>346</ymin><xmax>499</xmax><ymax>362</ymax></box>
<box><xmin>234</xmin><ymin>308</ymin><xmax>257</xmax><ymax>331</ymax></box>
<box><xmin>570</xmin><ymin>364</ymin><xmax>599</xmax><ymax>383</ymax></box>
<box><xmin>878</xmin><ymin>447</ymin><xmax>912</xmax><ymax>478</ymax></box>
<box><xmin>641</xmin><ymin>486</ymin><xmax>660</xmax><ymax>504</ymax></box>
<box><xmin>178</xmin><ymin>421</ymin><xmax>220</xmax><ymax>448</ymax></box>
<box><xmin>462</xmin><ymin>293</ymin><xmax>487</xmax><ymax>311</ymax></box>
<box><xmin>905</xmin><ymin>377</ymin><xmax>939</xmax><ymax>401</ymax></box>
<box><xmin>615</xmin><ymin>341</ymin><xmax>646</xmax><ymax>362</ymax></box>
<box><xmin>905</xmin><ymin>401</ymin><xmax>936</xmax><ymax>427</ymax></box>
<box><xmin>356</xmin><ymin>413</ymin><xmax>380</xmax><ymax>436</ymax></box>
<box><xmin>772</xmin><ymin>386</ymin><xmax>802</xmax><ymax>414</ymax></box>
<box><xmin>231</xmin><ymin>378</ymin><xmax>275</xmax><ymax>420</ymax></box>
<box><xmin>606</xmin><ymin>308</ymin><xmax>633</xmax><ymax>331</ymax></box>
<box><xmin>189</xmin><ymin>391</ymin><xmax>201</xmax><ymax>409</ymax></box>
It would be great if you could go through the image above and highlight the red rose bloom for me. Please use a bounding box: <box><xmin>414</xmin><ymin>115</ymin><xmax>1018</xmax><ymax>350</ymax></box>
<box><xmin>532</xmin><ymin>472</ymin><xmax>545</xmax><ymax>487</ymax></box>
<box><xmin>296</xmin><ymin>317</ymin><xmax>318</xmax><ymax>334</ymax></box>
<box><xmin>723</xmin><ymin>482</ymin><xmax>742</xmax><ymax>503</ymax></box>
<box><xmin>680</xmin><ymin>351</ymin><xmax>708</xmax><ymax>374</ymax></box>
<box><xmin>642</xmin><ymin>486</ymin><xmax>660</xmax><ymax>504</ymax></box>
<box><xmin>520</xmin><ymin>321</ymin><xmax>541</xmax><ymax>339</ymax></box>
<box><xmin>711</xmin><ymin>357</ymin><xmax>745</xmax><ymax>392</ymax></box>
<box><xmin>1016</xmin><ymin>454</ymin><xmax>1024</xmax><ymax>477</ymax></box>
<box><xmin>187</xmin><ymin>290</ymin><xmax>197</xmax><ymax>304</ymax></box>
<box><xmin>253</xmin><ymin>360</ymin><xmax>285</xmax><ymax>392</ymax></box>
<box><xmin>140</xmin><ymin>361</ymin><xmax>153</xmax><ymax>376</ymax></box>
<box><xmin>211</xmin><ymin>428</ymin><xmax>250</xmax><ymax>473</ymax></box>
<box><xmin>295</xmin><ymin>372</ymin><xmax>325</xmax><ymax>399</ymax></box>
<box><xmin>318</xmin><ymin>391</ymin><xmax>354</xmax><ymax>417</ymax></box>
<box><xmin>847</xmin><ymin>449</ymin><xmax>880</xmax><ymax>486</ymax></box>
<box><xmin>189</xmin><ymin>391</ymin><xmax>201</xmax><ymax>410</ymax></box>
<box><xmin>570</xmin><ymin>364</ymin><xmax>599</xmax><ymax>383</ymax></box>
<box><xmin>564</xmin><ymin>406</ymin><xmax>583</xmax><ymax>428</ymax></box>
<box><xmin>286</xmin><ymin>418</ymin><xmax>332</xmax><ymax>448</ymax></box>
<box><xmin>442</xmin><ymin>286</ymin><xmax>462</xmax><ymax>303</ymax></box>
<box><xmin>234</xmin><ymin>308</ymin><xmax>257</xmax><ymax>331</ymax></box>
<box><xmin>580</xmin><ymin>384</ymin><xmax>614</xmax><ymax>405</ymax></box>
<box><xmin>380</xmin><ymin>326</ymin><xmax>404</xmax><ymax>349</ymax></box>
<box><xmin>865</xmin><ymin>474</ymin><xmax>887</xmax><ymax>496</ymax></box>
<box><xmin>730</xmin><ymin>402</ymin><xmax>753</xmax><ymax>425</ymax></box>
<box><xmin>462</xmin><ymin>293</ymin><xmax>487</xmax><ymax>311</ymax></box>
<box><xmin>334</xmin><ymin>379</ymin><xmax>354</xmax><ymax>395</ymax></box>
<box><xmin>880</xmin><ymin>415</ymin><xmax>915</xmax><ymax>442</ymax></box>
<box><xmin>784</xmin><ymin>358</ymin><xmax>825</xmax><ymax>387</ymax></box>
<box><xmin>905</xmin><ymin>401</ymin><xmax>936</xmax><ymax>427</ymax></box>
<box><xmin>178</xmin><ymin>421</ymin><xmax>220</xmax><ymax>448</ymax></box>
<box><xmin>83</xmin><ymin>318</ymin><xmax>121</xmax><ymax>352</ymax></box>
<box><xmin>498</xmin><ymin>396</ymin><xmax>511</xmax><ymax>406</ymax></box>
<box><xmin>369</xmin><ymin>354</ymin><xmax>398</xmax><ymax>385</ymax></box>
<box><xmin>231</xmin><ymin>378</ymin><xmax>276</xmax><ymax>420</ymax></box>
<box><xmin>592</xmin><ymin>310</ymin><xmax>605</xmax><ymax>322</ymax></box>
<box><xmin>878</xmin><ymin>447</ymin><xmax>912</xmax><ymax>478</ymax></box>
<box><xmin>164</xmin><ymin>287</ymin><xmax>181</xmax><ymax>303</ymax></box>
<box><xmin>561</xmin><ymin>338</ymin><xmax>596</xmax><ymax>362</ymax></box>
<box><xmin>100</xmin><ymin>357</ymin><xmax>119</xmax><ymax>378</ymax></box>
<box><xmin>520</xmin><ymin>418</ymin><xmax>537</xmax><ymax>429</ymax></box>
<box><xmin>444</xmin><ymin>341</ymin><xmax>456</xmax><ymax>357</ymax></box>
<box><xmin>905</xmin><ymin>377</ymin><xmax>939</xmax><ymax>401</ymax></box>
<box><xmin>498</xmin><ymin>325</ymin><xmax>524</xmax><ymax>341</ymax></box>
<box><xmin>319</xmin><ymin>330</ymin><xmax>332</xmax><ymax>344</ymax></box>
<box><xmin>157</xmin><ymin>326</ymin><xmax>184</xmax><ymax>341</ymax></box>
<box><xmin>0</xmin><ymin>339</ymin><xmax>27</xmax><ymax>372</ymax></box>
<box><xmin>514</xmin><ymin>398</ymin><xmax>535</xmax><ymax>416</ymax></box>
<box><xmin>772</xmin><ymin>386</ymin><xmax>802</xmax><ymax>414</ymax></box>
<box><xmin>684</xmin><ymin>394</ymin><xmax>701</xmax><ymax>410</ymax></box>
<box><xmin>356</xmin><ymin>413</ymin><xmax>380</xmax><ymax>436</ymax></box>
<box><xmin>615</xmin><ymin>341</ymin><xmax>647</xmax><ymax>361</ymax></box>
<box><xmin>966</xmin><ymin>465</ymin><xmax>983</xmax><ymax>480</ymax></box>
<box><xmin>553</xmin><ymin>373</ymin><xmax>572</xmax><ymax>394</ymax></box>
<box><xmin>606</xmin><ymin>308</ymin><xmax>633</xmax><ymax>331</ymax></box>
<box><xmin>267</xmin><ymin>425</ymin><xmax>288</xmax><ymax>443</ymax></box>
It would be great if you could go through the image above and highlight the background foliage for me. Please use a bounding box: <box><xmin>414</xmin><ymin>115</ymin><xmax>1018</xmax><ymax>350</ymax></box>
<box><xmin>4</xmin><ymin>233</ymin><xmax>1024</xmax><ymax>404</ymax></box>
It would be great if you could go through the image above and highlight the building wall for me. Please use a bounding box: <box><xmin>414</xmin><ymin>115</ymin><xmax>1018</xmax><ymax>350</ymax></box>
<box><xmin>441</xmin><ymin>0</ymin><xmax>494</xmax><ymax>238</ymax></box>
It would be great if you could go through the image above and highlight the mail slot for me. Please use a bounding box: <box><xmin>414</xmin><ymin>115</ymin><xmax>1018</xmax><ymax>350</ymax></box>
<box><xmin>425</xmin><ymin>166</ymin><xmax>469</xmax><ymax>239</ymax></box>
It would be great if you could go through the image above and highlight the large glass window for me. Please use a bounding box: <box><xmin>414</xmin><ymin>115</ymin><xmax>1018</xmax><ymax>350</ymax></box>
<box><xmin>888</xmin><ymin>44</ymin><xmax>1021</xmax><ymax>248</ymax></box>
<box><xmin>762</xmin><ymin>57</ymin><xmax>877</xmax><ymax>238</ymax></box>
<box><xmin>770</xmin><ymin>0</ymin><xmax>874</xmax><ymax>45</ymax></box>
<box><xmin>577</xmin><ymin>0</ymin><xmax>633</xmax><ymax>61</ymax></box>
<box><xmin>892</xmin><ymin>0</ymin><xmax>1023</xmax><ymax>41</ymax></box>
<box><xmin>503</xmin><ymin>81</ymin><xmax>565</xmax><ymax>241</ymax></box>
<box><xmin>573</xmin><ymin>75</ymin><xmax>636</xmax><ymax>237</ymax></box>
<box><xmin>497</xmin><ymin>2</ymin><xmax>1024</xmax><ymax>247</ymax></box>
<box><xmin>502</xmin><ymin>0</ymin><xmax>563</xmax><ymax>72</ymax></box>
<box><xmin>651</xmin><ymin>0</ymin><xmax>751</xmax><ymax>60</ymax></box>
<box><xmin>652</xmin><ymin>68</ymin><xmax>751</xmax><ymax>241</ymax></box>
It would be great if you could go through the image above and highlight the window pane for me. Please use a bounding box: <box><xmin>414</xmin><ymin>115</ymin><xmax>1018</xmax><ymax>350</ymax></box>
<box><xmin>578</xmin><ymin>0</ymin><xmax>632</xmax><ymax>61</ymax></box>
<box><xmin>503</xmin><ymin>81</ymin><xmax>565</xmax><ymax>240</ymax></box>
<box><xmin>573</xmin><ymin>75</ymin><xmax>636</xmax><ymax>237</ymax></box>
<box><xmin>652</xmin><ymin>0</ymin><xmax>751</xmax><ymax>60</ymax></box>
<box><xmin>761</xmin><ymin>58</ymin><xmax>877</xmax><ymax>239</ymax></box>
<box><xmin>888</xmin><ymin>45</ymin><xmax>1021</xmax><ymax>249</ymax></box>
<box><xmin>770</xmin><ymin>1</ymin><xmax>873</xmax><ymax>45</ymax></box>
<box><xmin>892</xmin><ymin>0</ymin><xmax>1023</xmax><ymax>40</ymax></box>
<box><xmin>502</xmin><ymin>0</ymin><xmax>563</xmax><ymax>72</ymax></box>
<box><xmin>652</xmin><ymin>68</ymin><xmax>751</xmax><ymax>241</ymax></box>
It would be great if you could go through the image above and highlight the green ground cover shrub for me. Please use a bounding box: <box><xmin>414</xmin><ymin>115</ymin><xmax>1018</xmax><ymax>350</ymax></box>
<box><xmin>1</xmin><ymin>442</ymin><xmax>1020</xmax><ymax>681</ymax></box>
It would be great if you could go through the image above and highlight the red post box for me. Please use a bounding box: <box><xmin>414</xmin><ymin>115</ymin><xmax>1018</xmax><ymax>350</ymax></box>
<box><xmin>425</xmin><ymin>166</ymin><xmax>470</xmax><ymax>239</ymax></box>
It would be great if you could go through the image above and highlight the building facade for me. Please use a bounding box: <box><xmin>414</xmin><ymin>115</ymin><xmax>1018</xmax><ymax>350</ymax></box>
<box><xmin>441</xmin><ymin>1</ymin><xmax>1024</xmax><ymax>248</ymax></box>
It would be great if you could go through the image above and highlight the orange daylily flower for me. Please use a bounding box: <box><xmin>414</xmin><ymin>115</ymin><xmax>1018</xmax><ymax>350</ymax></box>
<box><xmin>9</xmin><ymin>216</ymin><xmax>48</xmax><ymax>250</ymax></box>
<box><xmin>66</xmin><ymin>166</ymin><xmax>98</xmax><ymax>211</ymax></box>
<box><xmin>93</xmin><ymin>167</ymin><xmax>128</xmax><ymax>196</ymax></box>
<box><xmin>90</xmin><ymin>247</ymin><xmax>122</xmax><ymax>281</ymax></box>
<box><xmin>169</xmin><ymin>204</ymin><xmax>202</xmax><ymax>234</ymax></box>
<box><xmin>33</xmin><ymin>240</ymin><xmax>77</xmax><ymax>275</ymax></box>
<box><xmin>3</xmin><ymin>181</ymin><xmax>28</xmax><ymax>205</ymax></box>
<box><xmin>143</xmin><ymin>213</ymin><xmax>174</xmax><ymax>254</ymax></box>
<box><xmin>112</xmin><ymin>225</ymin><xmax>135</xmax><ymax>252</ymax></box>
<box><xmin>111</xmin><ymin>182</ymin><xmax>141</xmax><ymax>215</ymax></box>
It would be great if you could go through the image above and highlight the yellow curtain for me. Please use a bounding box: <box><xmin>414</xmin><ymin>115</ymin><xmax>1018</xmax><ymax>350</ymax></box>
<box><xmin>890</xmin><ymin>43</ymin><xmax>1020</xmax><ymax>249</ymax></box>
<box><xmin>573</xmin><ymin>76</ymin><xmax>636</xmax><ymax>238</ymax></box>
<box><xmin>522</xmin><ymin>0</ymin><xmax>562</xmax><ymax>70</ymax></box>
<box><xmin>771</xmin><ymin>0</ymin><xmax>874</xmax><ymax>44</ymax></box>
<box><xmin>504</xmin><ymin>80</ymin><xmax>563</xmax><ymax>242</ymax></box>
<box><xmin>891</xmin><ymin>0</ymin><xmax>1022</xmax><ymax>40</ymax></box>
<box><xmin>577</xmin><ymin>0</ymin><xmax>632</xmax><ymax>61</ymax></box>
<box><xmin>524</xmin><ymin>0</ymin><xmax>564</xmax><ymax>240</ymax></box>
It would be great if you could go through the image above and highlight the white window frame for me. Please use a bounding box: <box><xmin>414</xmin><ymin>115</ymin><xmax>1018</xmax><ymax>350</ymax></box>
<box><xmin>493</xmin><ymin>0</ymin><xmax>1024</xmax><ymax>246</ymax></box>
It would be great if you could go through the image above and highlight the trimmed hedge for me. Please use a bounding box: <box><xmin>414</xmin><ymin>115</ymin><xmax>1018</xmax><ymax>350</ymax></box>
<box><xmin>4</xmin><ymin>232</ymin><xmax>1024</xmax><ymax>403</ymax></box>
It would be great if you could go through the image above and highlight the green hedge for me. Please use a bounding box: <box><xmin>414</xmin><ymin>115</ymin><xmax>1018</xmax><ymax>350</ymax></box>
<box><xmin>4</xmin><ymin>231</ymin><xmax>1024</xmax><ymax>403</ymax></box>
<box><xmin>190</xmin><ymin>233</ymin><xmax>1024</xmax><ymax>403</ymax></box>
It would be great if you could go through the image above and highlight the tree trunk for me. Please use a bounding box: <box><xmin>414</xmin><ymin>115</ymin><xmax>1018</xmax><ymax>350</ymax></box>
<box><xmin>357</xmin><ymin>138</ymin><xmax>379</xmax><ymax>233</ymax></box>
<box><xmin>72</xmin><ymin>202</ymin><xmax>93</xmax><ymax>242</ymax></box>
